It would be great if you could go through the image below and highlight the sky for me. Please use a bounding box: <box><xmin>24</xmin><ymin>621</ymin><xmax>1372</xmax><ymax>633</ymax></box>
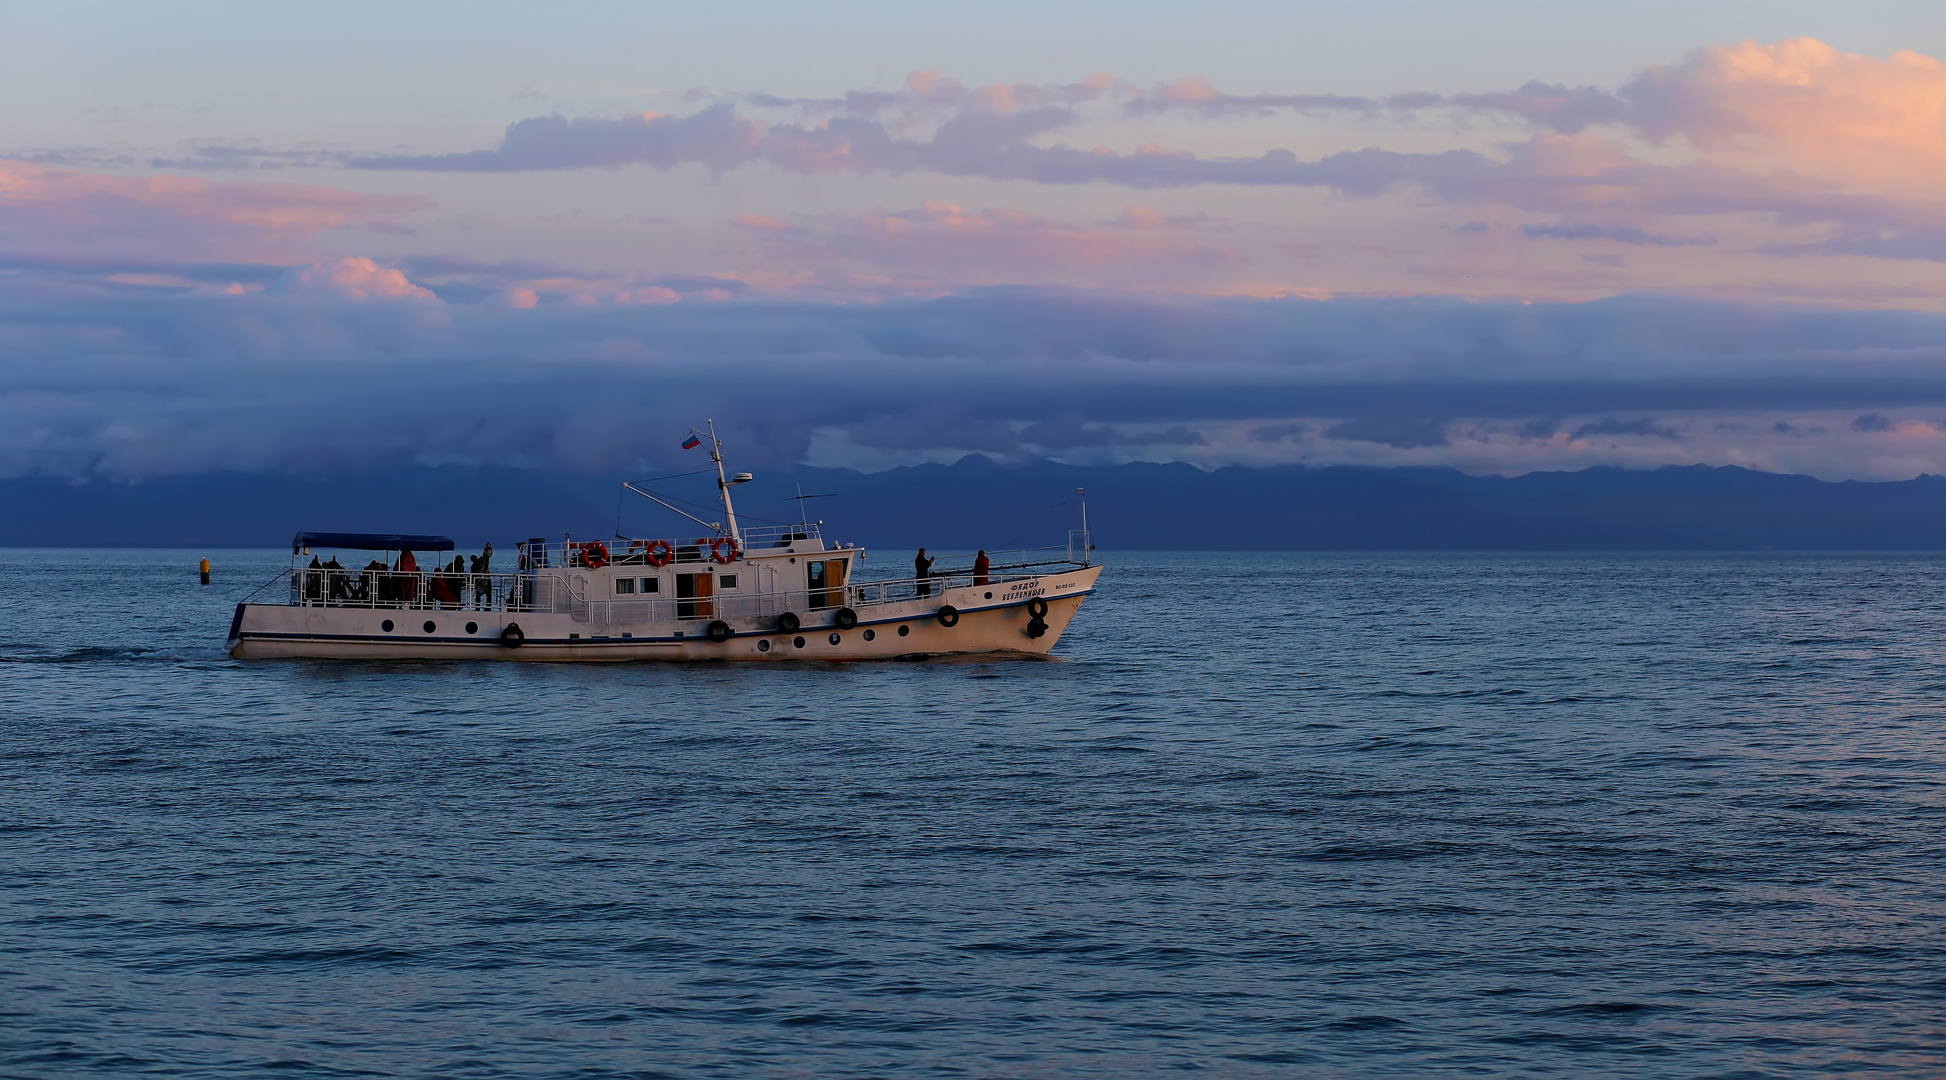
<box><xmin>6</xmin><ymin>0</ymin><xmax>1946</xmax><ymax>481</ymax></box>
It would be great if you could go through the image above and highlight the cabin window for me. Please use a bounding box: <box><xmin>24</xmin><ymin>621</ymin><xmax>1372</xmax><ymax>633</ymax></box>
<box><xmin>676</xmin><ymin>572</ymin><xmax>714</xmax><ymax>619</ymax></box>
<box><xmin>639</xmin><ymin>577</ymin><xmax>660</xmax><ymax>594</ymax></box>
<box><xmin>807</xmin><ymin>559</ymin><xmax>848</xmax><ymax>609</ymax></box>
<box><xmin>613</xmin><ymin>578</ymin><xmax>635</xmax><ymax>595</ymax></box>
<box><xmin>719</xmin><ymin>574</ymin><xmax>737</xmax><ymax>590</ymax></box>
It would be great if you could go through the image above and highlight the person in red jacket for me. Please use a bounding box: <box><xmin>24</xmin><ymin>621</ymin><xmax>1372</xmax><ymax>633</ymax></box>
<box><xmin>396</xmin><ymin>549</ymin><xmax>421</xmax><ymax>605</ymax></box>
<box><xmin>973</xmin><ymin>549</ymin><xmax>990</xmax><ymax>587</ymax></box>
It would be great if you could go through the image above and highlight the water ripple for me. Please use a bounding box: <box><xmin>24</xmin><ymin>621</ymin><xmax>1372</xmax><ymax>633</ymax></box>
<box><xmin>4</xmin><ymin>550</ymin><xmax>1946</xmax><ymax>1077</ymax></box>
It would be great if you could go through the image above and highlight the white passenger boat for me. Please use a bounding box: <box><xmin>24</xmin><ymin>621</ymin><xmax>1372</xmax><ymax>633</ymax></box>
<box><xmin>227</xmin><ymin>425</ymin><xmax>1101</xmax><ymax>661</ymax></box>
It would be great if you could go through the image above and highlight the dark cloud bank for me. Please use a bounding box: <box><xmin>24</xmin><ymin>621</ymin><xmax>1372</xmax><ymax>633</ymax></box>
<box><xmin>8</xmin><ymin>287</ymin><xmax>1946</xmax><ymax>481</ymax></box>
<box><xmin>12</xmin><ymin>457</ymin><xmax>1946</xmax><ymax>551</ymax></box>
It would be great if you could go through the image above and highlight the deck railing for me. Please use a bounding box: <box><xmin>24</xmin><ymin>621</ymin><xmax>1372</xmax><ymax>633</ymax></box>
<box><xmin>249</xmin><ymin>555</ymin><xmax>1084</xmax><ymax>624</ymax></box>
<box><xmin>518</xmin><ymin>524</ymin><xmax>824</xmax><ymax>569</ymax></box>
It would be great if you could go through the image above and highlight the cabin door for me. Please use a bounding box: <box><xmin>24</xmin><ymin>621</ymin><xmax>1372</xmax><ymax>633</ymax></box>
<box><xmin>676</xmin><ymin>572</ymin><xmax>714</xmax><ymax>619</ymax></box>
<box><xmin>807</xmin><ymin>559</ymin><xmax>847</xmax><ymax>609</ymax></box>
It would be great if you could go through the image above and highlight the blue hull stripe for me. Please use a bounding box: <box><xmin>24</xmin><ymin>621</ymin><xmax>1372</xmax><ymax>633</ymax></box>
<box><xmin>236</xmin><ymin>589</ymin><xmax>1094</xmax><ymax>647</ymax></box>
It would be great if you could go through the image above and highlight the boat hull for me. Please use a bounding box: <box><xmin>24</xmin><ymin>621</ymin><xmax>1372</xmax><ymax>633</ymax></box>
<box><xmin>230</xmin><ymin>565</ymin><xmax>1100</xmax><ymax>662</ymax></box>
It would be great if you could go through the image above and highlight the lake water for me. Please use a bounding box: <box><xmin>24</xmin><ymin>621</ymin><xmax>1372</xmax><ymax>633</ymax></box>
<box><xmin>3</xmin><ymin>549</ymin><xmax>1945</xmax><ymax>1078</ymax></box>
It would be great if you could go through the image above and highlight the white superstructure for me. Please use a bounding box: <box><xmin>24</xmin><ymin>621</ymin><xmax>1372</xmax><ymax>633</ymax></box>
<box><xmin>227</xmin><ymin>424</ymin><xmax>1101</xmax><ymax>662</ymax></box>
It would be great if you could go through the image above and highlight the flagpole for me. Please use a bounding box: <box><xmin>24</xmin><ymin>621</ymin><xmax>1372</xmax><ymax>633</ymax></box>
<box><xmin>706</xmin><ymin>419</ymin><xmax>741</xmax><ymax>544</ymax></box>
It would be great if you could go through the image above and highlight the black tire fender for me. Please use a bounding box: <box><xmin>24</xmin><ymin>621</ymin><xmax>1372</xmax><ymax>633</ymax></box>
<box><xmin>501</xmin><ymin>623</ymin><xmax>525</xmax><ymax>648</ymax></box>
<box><xmin>777</xmin><ymin>611</ymin><xmax>800</xmax><ymax>633</ymax></box>
<box><xmin>1025</xmin><ymin>618</ymin><xmax>1048</xmax><ymax>639</ymax></box>
<box><xmin>706</xmin><ymin>619</ymin><xmax>731</xmax><ymax>643</ymax></box>
<box><xmin>834</xmin><ymin>607</ymin><xmax>858</xmax><ymax>630</ymax></box>
<box><xmin>1026</xmin><ymin>596</ymin><xmax>1049</xmax><ymax>619</ymax></box>
<box><xmin>937</xmin><ymin>604</ymin><xmax>959</xmax><ymax>628</ymax></box>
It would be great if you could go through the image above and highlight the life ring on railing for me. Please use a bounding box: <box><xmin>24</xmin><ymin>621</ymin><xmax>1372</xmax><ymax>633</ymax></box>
<box><xmin>644</xmin><ymin>539</ymin><xmax>674</xmax><ymax>567</ymax></box>
<box><xmin>710</xmin><ymin>536</ymin><xmax>740</xmax><ymax>563</ymax></box>
<box><xmin>583</xmin><ymin>541</ymin><xmax>610</xmax><ymax>569</ymax></box>
<box><xmin>1026</xmin><ymin>596</ymin><xmax>1049</xmax><ymax>619</ymax></box>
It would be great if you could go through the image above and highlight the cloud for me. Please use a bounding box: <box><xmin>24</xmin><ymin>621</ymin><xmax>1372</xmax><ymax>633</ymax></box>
<box><xmin>318</xmin><ymin>45</ymin><xmax>1946</xmax><ymax>268</ymax></box>
<box><xmin>9</xmin><ymin>286</ymin><xmax>1946</xmax><ymax>481</ymax></box>
<box><xmin>59</xmin><ymin>41</ymin><xmax>1932</xmax><ymax>276</ymax></box>
<box><xmin>1015</xmin><ymin>418</ymin><xmax>1208</xmax><ymax>449</ymax></box>
<box><xmin>1570</xmin><ymin>417</ymin><xmax>1681</xmax><ymax>440</ymax></box>
<box><xmin>1123</xmin><ymin>74</ymin><xmax>1631</xmax><ymax>133</ymax></box>
<box><xmin>353</xmin><ymin>103</ymin><xmax>767</xmax><ymax>172</ymax></box>
<box><xmin>267</xmin><ymin>257</ymin><xmax>436</xmax><ymax>301</ymax></box>
<box><xmin>1323</xmin><ymin>416</ymin><xmax>1451</xmax><ymax>449</ymax></box>
<box><xmin>1123</xmin><ymin>37</ymin><xmax>1946</xmax><ymax>187</ymax></box>
<box><xmin>1249</xmin><ymin>422</ymin><xmax>1309</xmax><ymax>443</ymax></box>
<box><xmin>1619</xmin><ymin>38</ymin><xmax>1946</xmax><ymax>189</ymax></box>
<box><xmin>344</xmin><ymin>98</ymin><xmax>1500</xmax><ymax>195</ymax></box>
<box><xmin>1522</xmin><ymin>223</ymin><xmax>1713</xmax><ymax>247</ymax></box>
<box><xmin>0</xmin><ymin>160</ymin><xmax>425</xmax><ymax>260</ymax></box>
<box><xmin>1851</xmin><ymin>412</ymin><xmax>1894</xmax><ymax>432</ymax></box>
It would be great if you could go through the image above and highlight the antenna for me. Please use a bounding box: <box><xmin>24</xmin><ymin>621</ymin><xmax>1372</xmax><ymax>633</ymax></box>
<box><xmin>792</xmin><ymin>484</ymin><xmax>837</xmax><ymax>529</ymax></box>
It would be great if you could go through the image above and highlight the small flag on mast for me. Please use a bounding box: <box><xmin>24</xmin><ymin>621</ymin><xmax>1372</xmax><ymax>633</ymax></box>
<box><xmin>681</xmin><ymin>433</ymin><xmax>702</xmax><ymax>450</ymax></box>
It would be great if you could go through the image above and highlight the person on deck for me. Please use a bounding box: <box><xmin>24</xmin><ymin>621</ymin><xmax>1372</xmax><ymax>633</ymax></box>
<box><xmin>429</xmin><ymin>555</ymin><xmax>462</xmax><ymax>607</ymax></box>
<box><xmin>397</xmin><ymin>550</ymin><xmax>420</xmax><ymax>605</ymax></box>
<box><xmin>915</xmin><ymin>548</ymin><xmax>935</xmax><ymax>598</ymax></box>
<box><xmin>973</xmin><ymin>549</ymin><xmax>990</xmax><ymax>587</ymax></box>
<box><xmin>472</xmin><ymin>542</ymin><xmax>493</xmax><ymax>609</ymax></box>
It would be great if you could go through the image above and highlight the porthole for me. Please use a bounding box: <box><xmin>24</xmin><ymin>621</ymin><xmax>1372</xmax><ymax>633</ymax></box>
<box><xmin>758</xmin><ymin>639</ymin><xmax>771</xmax><ymax>652</ymax></box>
<box><xmin>381</xmin><ymin>619</ymin><xmax>394</xmax><ymax>633</ymax></box>
<box><xmin>985</xmin><ymin>592</ymin><xmax>993</xmax><ymax>599</ymax></box>
<box><xmin>465</xmin><ymin>622</ymin><xmax>478</xmax><ymax>635</ymax></box>
<box><xmin>863</xmin><ymin>629</ymin><xmax>875</xmax><ymax>641</ymax></box>
<box><xmin>829</xmin><ymin>632</ymin><xmax>841</xmax><ymax>645</ymax></box>
<box><xmin>897</xmin><ymin>625</ymin><xmax>909</xmax><ymax>637</ymax></box>
<box><xmin>423</xmin><ymin>621</ymin><xmax>436</xmax><ymax>633</ymax></box>
<box><xmin>793</xmin><ymin>636</ymin><xmax>806</xmax><ymax>649</ymax></box>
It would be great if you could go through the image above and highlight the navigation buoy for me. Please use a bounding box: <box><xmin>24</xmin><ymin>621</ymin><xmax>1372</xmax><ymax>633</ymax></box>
<box><xmin>200</xmin><ymin>557</ymin><xmax>210</xmax><ymax>585</ymax></box>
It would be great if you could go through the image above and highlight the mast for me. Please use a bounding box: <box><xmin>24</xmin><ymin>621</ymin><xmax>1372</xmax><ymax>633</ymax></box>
<box><xmin>1078</xmin><ymin>487</ymin><xmax>1090</xmax><ymax>566</ymax></box>
<box><xmin>706</xmin><ymin>419</ymin><xmax>742</xmax><ymax>543</ymax></box>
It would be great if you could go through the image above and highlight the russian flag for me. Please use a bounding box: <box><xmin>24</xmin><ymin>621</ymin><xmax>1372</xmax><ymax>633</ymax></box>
<box><xmin>681</xmin><ymin>434</ymin><xmax>702</xmax><ymax>450</ymax></box>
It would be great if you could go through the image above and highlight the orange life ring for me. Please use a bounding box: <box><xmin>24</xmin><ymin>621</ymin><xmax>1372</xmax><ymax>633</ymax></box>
<box><xmin>709</xmin><ymin>536</ymin><xmax>740</xmax><ymax>563</ymax></box>
<box><xmin>584</xmin><ymin>541</ymin><xmax>610</xmax><ymax>569</ymax></box>
<box><xmin>644</xmin><ymin>539</ymin><xmax>674</xmax><ymax>567</ymax></box>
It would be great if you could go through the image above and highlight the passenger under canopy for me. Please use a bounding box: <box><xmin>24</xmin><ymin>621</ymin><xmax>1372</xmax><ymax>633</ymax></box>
<box><xmin>292</xmin><ymin>531</ymin><xmax>455</xmax><ymax>553</ymax></box>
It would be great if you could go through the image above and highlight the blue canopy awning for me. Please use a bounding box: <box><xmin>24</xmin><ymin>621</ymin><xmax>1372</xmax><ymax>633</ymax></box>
<box><xmin>293</xmin><ymin>531</ymin><xmax>454</xmax><ymax>552</ymax></box>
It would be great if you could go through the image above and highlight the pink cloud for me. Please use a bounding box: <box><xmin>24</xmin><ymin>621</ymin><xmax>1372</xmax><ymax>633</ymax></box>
<box><xmin>0</xmin><ymin>160</ymin><xmax>425</xmax><ymax>259</ymax></box>
<box><xmin>1622</xmin><ymin>38</ymin><xmax>1946</xmax><ymax>189</ymax></box>
<box><xmin>268</xmin><ymin>257</ymin><xmax>436</xmax><ymax>301</ymax></box>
